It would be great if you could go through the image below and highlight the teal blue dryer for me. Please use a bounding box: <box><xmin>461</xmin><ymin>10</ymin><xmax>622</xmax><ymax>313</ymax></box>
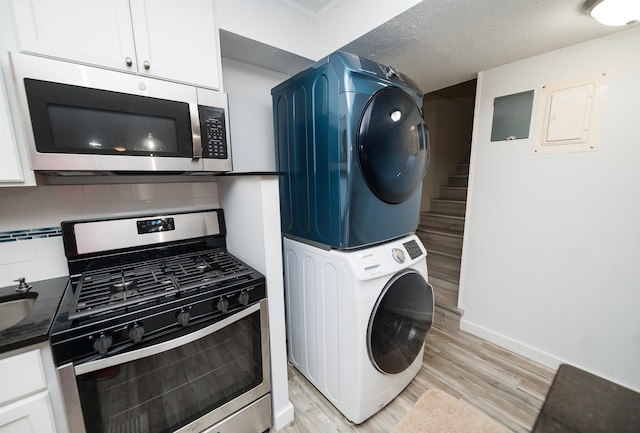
<box><xmin>272</xmin><ymin>51</ymin><xmax>429</xmax><ymax>249</ymax></box>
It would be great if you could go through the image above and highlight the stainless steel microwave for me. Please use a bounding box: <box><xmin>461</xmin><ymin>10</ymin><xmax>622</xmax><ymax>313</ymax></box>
<box><xmin>10</xmin><ymin>52</ymin><xmax>232</xmax><ymax>175</ymax></box>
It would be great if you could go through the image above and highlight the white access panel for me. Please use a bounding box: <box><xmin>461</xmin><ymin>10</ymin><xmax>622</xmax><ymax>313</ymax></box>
<box><xmin>533</xmin><ymin>71</ymin><xmax>608</xmax><ymax>154</ymax></box>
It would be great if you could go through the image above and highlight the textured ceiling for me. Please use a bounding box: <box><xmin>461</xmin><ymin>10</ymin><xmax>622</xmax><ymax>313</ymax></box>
<box><xmin>294</xmin><ymin>0</ymin><xmax>637</xmax><ymax>93</ymax></box>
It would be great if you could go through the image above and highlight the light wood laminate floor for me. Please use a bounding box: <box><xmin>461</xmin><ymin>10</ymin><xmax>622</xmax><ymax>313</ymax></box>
<box><xmin>279</xmin><ymin>325</ymin><xmax>555</xmax><ymax>433</ymax></box>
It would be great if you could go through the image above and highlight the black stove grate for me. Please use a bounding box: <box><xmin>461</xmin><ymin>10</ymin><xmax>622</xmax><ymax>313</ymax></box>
<box><xmin>69</xmin><ymin>248</ymin><xmax>252</xmax><ymax>320</ymax></box>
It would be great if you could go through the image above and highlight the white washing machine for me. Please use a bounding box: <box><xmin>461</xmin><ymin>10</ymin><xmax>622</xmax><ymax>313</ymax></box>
<box><xmin>283</xmin><ymin>234</ymin><xmax>434</xmax><ymax>424</ymax></box>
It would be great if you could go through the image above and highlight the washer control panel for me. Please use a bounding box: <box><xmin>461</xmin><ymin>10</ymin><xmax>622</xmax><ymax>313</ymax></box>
<box><xmin>285</xmin><ymin>234</ymin><xmax>427</xmax><ymax>282</ymax></box>
<box><xmin>403</xmin><ymin>239</ymin><xmax>423</xmax><ymax>260</ymax></box>
<box><xmin>392</xmin><ymin>248</ymin><xmax>406</xmax><ymax>263</ymax></box>
<box><xmin>344</xmin><ymin>234</ymin><xmax>426</xmax><ymax>280</ymax></box>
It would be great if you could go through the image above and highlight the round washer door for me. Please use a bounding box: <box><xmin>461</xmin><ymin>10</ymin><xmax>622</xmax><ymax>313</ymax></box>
<box><xmin>367</xmin><ymin>270</ymin><xmax>434</xmax><ymax>374</ymax></box>
<box><xmin>357</xmin><ymin>87</ymin><xmax>430</xmax><ymax>204</ymax></box>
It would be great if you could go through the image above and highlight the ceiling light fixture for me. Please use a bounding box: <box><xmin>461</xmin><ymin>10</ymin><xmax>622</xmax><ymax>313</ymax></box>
<box><xmin>583</xmin><ymin>0</ymin><xmax>640</xmax><ymax>26</ymax></box>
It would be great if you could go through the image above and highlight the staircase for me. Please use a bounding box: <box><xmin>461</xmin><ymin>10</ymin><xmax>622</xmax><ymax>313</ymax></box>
<box><xmin>418</xmin><ymin>159</ymin><xmax>469</xmax><ymax>331</ymax></box>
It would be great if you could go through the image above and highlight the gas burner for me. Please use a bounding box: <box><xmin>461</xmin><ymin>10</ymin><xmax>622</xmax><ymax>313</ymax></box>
<box><xmin>112</xmin><ymin>280</ymin><xmax>135</xmax><ymax>290</ymax></box>
<box><xmin>204</xmin><ymin>270</ymin><xmax>223</xmax><ymax>279</ymax></box>
<box><xmin>195</xmin><ymin>261</ymin><xmax>210</xmax><ymax>270</ymax></box>
<box><xmin>109</xmin><ymin>288</ymin><xmax>139</xmax><ymax>302</ymax></box>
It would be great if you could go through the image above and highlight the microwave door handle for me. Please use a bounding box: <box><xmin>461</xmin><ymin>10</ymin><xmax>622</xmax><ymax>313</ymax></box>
<box><xmin>190</xmin><ymin>103</ymin><xmax>202</xmax><ymax>159</ymax></box>
<box><xmin>74</xmin><ymin>300</ymin><xmax>264</xmax><ymax>375</ymax></box>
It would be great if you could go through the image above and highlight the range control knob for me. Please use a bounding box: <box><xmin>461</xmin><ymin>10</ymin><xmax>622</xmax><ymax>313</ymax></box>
<box><xmin>392</xmin><ymin>248</ymin><xmax>406</xmax><ymax>264</ymax></box>
<box><xmin>93</xmin><ymin>333</ymin><xmax>113</xmax><ymax>355</ymax></box>
<box><xmin>176</xmin><ymin>308</ymin><xmax>191</xmax><ymax>327</ymax></box>
<box><xmin>216</xmin><ymin>297</ymin><xmax>229</xmax><ymax>313</ymax></box>
<box><xmin>128</xmin><ymin>323</ymin><xmax>145</xmax><ymax>343</ymax></box>
<box><xmin>238</xmin><ymin>291</ymin><xmax>250</xmax><ymax>306</ymax></box>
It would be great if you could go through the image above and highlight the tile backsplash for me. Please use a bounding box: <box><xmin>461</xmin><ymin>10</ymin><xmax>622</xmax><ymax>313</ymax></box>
<box><xmin>0</xmin><ymin>226</ymin><xmax>62</xmax><ymax>242</ymax></box>
<box><xmin>0</xmin><ymin>181</ymin><xmax>219</xmax><ymax>287</ymax></box>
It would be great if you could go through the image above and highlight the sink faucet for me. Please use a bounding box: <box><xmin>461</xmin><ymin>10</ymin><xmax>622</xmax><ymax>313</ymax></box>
<box><xmin>14</xmin><ymin>277</ymin><xmax>32</xmax><ymax>292</ymax></box>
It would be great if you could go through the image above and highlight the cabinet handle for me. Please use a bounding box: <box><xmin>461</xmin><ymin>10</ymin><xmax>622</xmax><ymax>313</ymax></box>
<box><xmin>125</xmin><ymin>57</ymin><xmax>133</xmax><ymax>67</ymax></box>
<box><xmin>143</xmin><ymin>60</ymin><xmax>150</xmax><ymax>70</ymax></box>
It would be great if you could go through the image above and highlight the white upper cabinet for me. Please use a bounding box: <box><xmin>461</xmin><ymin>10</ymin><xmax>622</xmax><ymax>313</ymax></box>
<box><xmin>12</xmin><ymin>1</ymin><xmax>136</xmax><ymax>73</ymax></box>
<box><xmin>12</xmin><ymin>0</ymin><xmax>221</xmax><ymax>90</ymax></box>
<box><xmin>0</xmin><ymin>65</ymin><xmax>27</xmax><ymax>185</ymax></box>
<box><xmin>129</xmin><ymin>0</ymin><xmax>221</xmax><ymax>89</ymax></box>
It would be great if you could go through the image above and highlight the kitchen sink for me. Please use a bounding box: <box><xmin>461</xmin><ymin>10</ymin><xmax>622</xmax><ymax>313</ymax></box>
<box><xmin>0</xmin><ymin>292</ymin><xmax>37</xmax><ymax>332</ymax></box>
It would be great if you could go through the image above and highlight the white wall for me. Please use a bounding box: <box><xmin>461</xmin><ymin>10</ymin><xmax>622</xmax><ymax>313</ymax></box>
<box><xmin>214</xmin><ymin>0</ymin><xmax>316</xmax><ymax>60</ymax></box>
<box><xmin>222</xmin><ymin>58</ymin><xmax>290</xmax><ymax>172</ymax></box>
<box><xmin>313</xmin><ymin>0</ymin><xmax>422</xmax><ymax>59</ymax></box>
<box><xmin>214</xmin><ymin>0</ymin><xmax>421</xmax><ymax>61</ymax></box>
<box><xmin>459</xmin><ymin>27</ymin><xmax>640</xmax><ymax>391</ymax></box>
<box><xmin>218</xmin><ymin>175</ymin><xmax>293</xmax><ymax>430</ymax></box>
<box><xmin>219</xmin><ymin>59</ymin><xmax>295</xmax><ymax>429</ymax></box>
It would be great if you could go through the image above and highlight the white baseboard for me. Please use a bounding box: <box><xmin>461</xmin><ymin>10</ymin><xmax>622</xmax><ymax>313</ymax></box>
<box><xmin>272</xmin><ymin>401</ymin><xmax>295</xmax><ymax>431</ymax></box>
<box><xmin>460</xmin><ymin>318</ymin><xmax>563</xmax><ymax>371</ymax></box>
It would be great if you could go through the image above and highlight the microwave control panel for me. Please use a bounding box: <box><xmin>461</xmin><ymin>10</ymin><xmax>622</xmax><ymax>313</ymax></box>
<box><xmin>199</xmin><ymin>106</ymin><xmax>228</xmax><ymax>159</ymax></box>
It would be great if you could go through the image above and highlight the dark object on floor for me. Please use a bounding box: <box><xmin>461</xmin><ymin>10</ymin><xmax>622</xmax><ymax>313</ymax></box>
<box><xmin>532</xmin><ymin>364</ymin><xmax>640</xmax><ymax>433</ymax></box>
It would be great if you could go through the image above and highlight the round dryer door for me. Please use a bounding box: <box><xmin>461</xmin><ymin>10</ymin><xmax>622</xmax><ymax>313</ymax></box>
<box><xmin>357</xmin><ymin>87</ymin><xmax>429</xmax><ymax>204</ymax></box>
<box><xmin>367</xmin><ymin>270</ymin><xmax>434</xmax><ymax>374</ymax></box>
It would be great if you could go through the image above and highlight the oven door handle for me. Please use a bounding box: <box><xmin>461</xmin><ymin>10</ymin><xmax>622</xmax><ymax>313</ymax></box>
<box><xmin>73</xmin><ymin>300</ymin><xmax>264</xmax><ymax>376</ymax></box>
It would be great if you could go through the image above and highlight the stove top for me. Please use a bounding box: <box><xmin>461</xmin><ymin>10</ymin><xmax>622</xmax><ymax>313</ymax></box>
<box><xmin>50</xmin><ymin>209</ymin><xmax>266</xmax><ymax>365</ymax></box>
<box><xmin>69</xmin><ymin>248</ymin><xmax>252</xmax><ymax>320</ymax></box>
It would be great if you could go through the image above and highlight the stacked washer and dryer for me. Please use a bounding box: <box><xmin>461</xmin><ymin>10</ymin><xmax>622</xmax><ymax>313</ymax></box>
<box><xmin>272</xmin><ymin>52</ymin><xmax>435</xmax><ymax>424</ymax></box>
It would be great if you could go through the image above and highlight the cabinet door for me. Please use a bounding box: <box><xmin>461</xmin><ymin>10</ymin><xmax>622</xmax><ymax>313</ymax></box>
<box><xmin>0</xmin><ymin>66</ymin><xmax>24</xmax><ymax>183</ymax></box>
<box><xmin>0</xmin><ymin>392</ymin><xmax>57</xmax><ymax>433</ymax></box>
<box><xmin>130</xmin><ymin>0</ymin><xmax>221</xmax><ymax>89</ymax></box>
<box><xmin>12</xmin><ymin>0</ymin><xmax>137</xmax><ymax>73</ymax></box>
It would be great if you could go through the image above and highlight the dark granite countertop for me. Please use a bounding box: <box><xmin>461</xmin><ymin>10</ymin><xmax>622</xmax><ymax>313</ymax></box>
<box><xmin>0</xmin><ymin>276</ymin><xmax>69</xmax><ymax>354</ymax></box>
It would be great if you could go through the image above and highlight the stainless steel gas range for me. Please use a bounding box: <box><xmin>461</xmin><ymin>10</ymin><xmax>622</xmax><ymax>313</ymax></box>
<box><xmin>50</xmin><ymin>209</ymin><xmax>271</xmax><ymax>433</ymax></box>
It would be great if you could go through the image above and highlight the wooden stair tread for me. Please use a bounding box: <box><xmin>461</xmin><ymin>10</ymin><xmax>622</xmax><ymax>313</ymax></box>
<box><xmin>428</xmin><ymin>265</ymin><xmax>460</xmax><ymax>284</ymax></box>
<box><xmin>428</xmin><ymin>273</ymin><xmax>459</xmax><ymax>287</ymax></box>
<box><xmin>432</xmin><ymin>284</ymin><xmax>458</xmax><ymax>304</ymax></box>
<box><xmin>429</xmin><ymin>199</ymin><xmax>467</xmax><ymax>217</ymax></box>
<box><xmin>423</xmin><ymin>155</ymin><xmax>470</xmax><ymax>332</ymax></box>
<box><xmin>431</xmin><ymin>198</ymin><xmax>466</xmax><ymax>204</ymax></box>
<box><xmin>420</xmin><ymin>212</ymin><xmax>465</xmax><ymax>220</ymax></box>
<box><xmin>435</xmin><ymin>302</ymin><xmax>464</xmax><ymax>315</ymax></box>
<box><xmin>428</xmin><ymin>266</ymin><xmax>460</xmax><ymax>285</ymax></box>
<box><xmin>438</xmin><ymin>187</ymin><xmax>468</xmax><ymax>201</ymax></box>
<box><xmin>416</xmin><ymin>227</ymin><xmax>464</xmax><ymax>239</ymax></box>
<box><xmin>433</xmin><ymin>305</ymin><xmax>464</xmax><ymax>331</ymax></box>
<box><xmin>427</xmin><ymin>246</ymin><xmax>461</xmax><ymax>259</ymax></box>
<box><xmin>420</xmin><ymin>218</ymin><xmax>465</xmax><ymax>235</ymax></box>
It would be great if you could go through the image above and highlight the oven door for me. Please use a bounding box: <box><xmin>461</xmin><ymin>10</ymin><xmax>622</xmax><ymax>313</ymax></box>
<box><xmin>57</xmin><ymin>299</ymin><xmax>270</xmax><ymax>433</ymax></box>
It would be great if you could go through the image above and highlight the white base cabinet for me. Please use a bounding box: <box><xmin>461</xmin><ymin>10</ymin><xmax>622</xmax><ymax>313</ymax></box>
<box><xmin>11</xmin><ymin>0</ymin><xmax>221</xmax><ymax>90</ymax></box>
<box><xmin>0</xmin><ymin>392</ymin><xmax>56</xmax><ymax>433</ymax></box>
<box><xmin>0</xmin><ymin>345</ymin><xmax>66</xmax><ymax>433</ymax></box>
